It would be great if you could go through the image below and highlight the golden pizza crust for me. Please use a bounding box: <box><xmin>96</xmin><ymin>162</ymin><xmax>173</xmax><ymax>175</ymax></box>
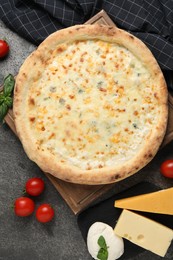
<box><xmin>13</xmin><ymin>24</ymin><xmax>168</xmax><ymax>184</ymax></box>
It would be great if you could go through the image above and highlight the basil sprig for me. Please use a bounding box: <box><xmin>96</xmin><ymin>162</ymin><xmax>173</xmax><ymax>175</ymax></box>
<box><xmin>97</xmin><ymin>236</ymin><xmax>109</xmax><ymax>260</ymax></box>
<box><xmin>0</xmin><ymin>74</ymin><xmax>15</xmax><ymax>123</ymax></box>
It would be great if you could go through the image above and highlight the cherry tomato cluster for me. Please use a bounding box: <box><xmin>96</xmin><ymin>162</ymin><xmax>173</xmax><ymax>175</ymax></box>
<box><xmin>14</xmin><ymin>177</ymin><xmax>54</xmax><ymax>223</ymax></box>
<box><xmin>160</xmin><ymin>159</ymin><xmax>173</xmax><ymax>179</ymax></box>
<box><xmin>0</xmin><ymin>39</ymin><xmax>9</xmax><ymax>58</ymax></box>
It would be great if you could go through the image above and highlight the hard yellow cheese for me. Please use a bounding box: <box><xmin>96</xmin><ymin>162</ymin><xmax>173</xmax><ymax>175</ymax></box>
<box><xmin>114</xmin><ymin>187</ymin><xmax>173</xmax><ymax>215</ymax></box>
<box><xmin>114</xmin><ymin>209</ymin><xmax>173</xmax><ymax>257</ymax></box>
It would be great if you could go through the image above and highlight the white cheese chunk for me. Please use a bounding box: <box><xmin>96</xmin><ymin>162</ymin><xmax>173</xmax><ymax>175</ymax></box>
<box><xmin>87</xmin><ymin>222</ymin><xmax>124</xmax><ymax>260</ymax></box>
<box><xmin>114</xmin><ymin>209</ymin><xmax>173</xmax><ymax>257</ymax></box>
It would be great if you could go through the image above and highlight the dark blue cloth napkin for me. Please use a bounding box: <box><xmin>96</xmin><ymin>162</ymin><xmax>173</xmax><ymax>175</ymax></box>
<box><xmin>0</xmin><ymin>0</ymin><xmax>173</xmax><ymax>89</ymax></box>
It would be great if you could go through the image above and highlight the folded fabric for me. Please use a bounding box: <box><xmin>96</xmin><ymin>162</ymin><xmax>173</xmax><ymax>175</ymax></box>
<box><xmin>0</xmin><ymin>0</ymin><xmax>173</xmax><ymax>89</ymax></box>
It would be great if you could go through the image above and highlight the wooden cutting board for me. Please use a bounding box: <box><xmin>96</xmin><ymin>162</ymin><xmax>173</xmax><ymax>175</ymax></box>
<box><xmin>1</xmin><ymin>10</ymin><xmax>173</xmax><ymax>215</ymax></box>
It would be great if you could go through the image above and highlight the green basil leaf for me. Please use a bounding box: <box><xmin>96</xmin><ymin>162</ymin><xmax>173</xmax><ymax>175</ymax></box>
<box><xmin>0</xmin><ymin>94</ymin><xmax>5</xmax><ymax>105</ymax></box>
<box><xmin>5</xmin><ymin>96</ymin><xmax>13</xmax><ymax>108</ymax></box>
<box><xmin>97</xmin><ymin>236</ymin><xmax>108</xmax><ymax>260</ymax></box>
<box><xmin>3</xmin><ymin>74</ymin><xmax>15</xmax><ymax>97</ymax></box>
<box><xmin>97</xmin><ymin>248</ymin><xmax>108</xmax><ymax>260</ymax></box>
<box><xmin>0</xmin><ymin>102</ymin><xmax>8</xmax><ymax>123</ymax></box>
<box><xmin>98</xmin><ymin>236</ymin><xmax>107</xmax><ymax>250</ymax></box>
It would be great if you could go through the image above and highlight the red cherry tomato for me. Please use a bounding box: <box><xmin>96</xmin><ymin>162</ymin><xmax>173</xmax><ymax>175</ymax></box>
<box><xmin>0</xmin><ymin>40</ymin><xmax>9</xmax><ymax>58</ymax></box>
<box><xmin>14</xmin><ymin>197</ymin><xmax>35</xmax><ymax>217</ymax></box>
<box><xmin>25</xmin><ymin>177</ymin><xmax>45</xmax><ymax>196</ymax></box>
<box><xmin>160</xmin><ymin>159</ymin><xmax>173</xmax><ymax>178</ymax></box>
<box><xmin>36</xmin><ymin>204</ymin><xmax>54</xmax><ymax>223</ymax></box>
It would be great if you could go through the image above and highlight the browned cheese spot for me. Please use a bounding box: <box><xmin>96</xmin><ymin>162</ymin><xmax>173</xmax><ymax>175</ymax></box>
<box><xmin>99</xmin><ymin>87</ymin><xmax>107</xmax><ymax>92</ymax></box>
<box><xmin>154</xmin><ymin>92</ymin><xmax>159</xmax><ymax>99</ymax></box>
<box><xmin>69</xmin><ymin>95</ymin><xmax>75</xmax><ymax>99</ymax></box>
<box><xmin>133</xmin><ymin>110</ymin><xmax>138</xmax><ymax>116</ymax></box>
<box><xmin>29</xmin><ymin>117</ymin><xmax>35</xmax><ymax>122</ymax></box>
<box><xmin>28</xmin><ymin>97</ymin><xmax>35</xmax><ymax>106</ymax></box>
<box><xmin>48</xmin><ymin>133</ymin><xmax>55</xmax><ymax>140</ymax></box>
<box><xmin>66</xmin><ymin>104</ymin><xmax>71</xmax><ymax>110</ymax></box>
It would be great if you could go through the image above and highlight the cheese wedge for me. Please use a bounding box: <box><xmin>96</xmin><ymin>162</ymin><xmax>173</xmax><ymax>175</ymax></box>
<box><xmin>114</xmin><ymin>187</ymin><xmax>173</xmax><ymax>215</ymax></box>
<box><xmin>114</xmin><ymin>209</ymin><xmax>173</xmax><ymax>257</ymax></box>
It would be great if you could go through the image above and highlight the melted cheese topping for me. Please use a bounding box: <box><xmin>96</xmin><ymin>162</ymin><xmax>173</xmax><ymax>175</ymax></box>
<box><xmin>27</xmin><ymin>40</ymin><xmax>160</xmax><ymax>170</ymax></box>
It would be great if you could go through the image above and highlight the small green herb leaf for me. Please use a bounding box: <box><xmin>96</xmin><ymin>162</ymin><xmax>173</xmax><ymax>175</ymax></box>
<box><xmin>78</xmin><ymin>88</ymin><xmax>84</xmax><ymax>94</ymax></box>
<box><xmin>0</xmin><ymin>102</ymin><xmax>8</xmax><ymax>123</ymax></box>
<box><xmin>132</xmin><ymin>123</ymin><xmax>138</xmax><ymax>129</ymax></box>
<box><xmin>98</xmin><ymin>236</ymin><xmax>107</xmax><ymax>249</ymax></box>
<box><xmin>97</xmin><ymin>236</ymin><xmax>108</xmax><ymax>260</ymax></box>
<box><xmin>0</xmin><ymin>74</ymin><xmax>15</xmax><ymax>123</ymax></box>
<box><xmin>0</xmin><ymin>93</ymin><xmax>5</xmax><ymax>105</ymax></box>
<box><xmin>97</xmin><ymin>248</ymin><xmax>108</xmax><ymax>260</ymax></box>
<box><xmin>59</xmin><ymin>98</ymin><xmax>65</xmax><ymax>104</ymax></box>
<box><xmin>3</xmin><ymin>74</ymin><xmax>15</xmax><ymax>96</ymax></box>
<box><xmin>5</xmin><ymin>96</ymin><xmax>13</xmax><ymax>108</ymax></box>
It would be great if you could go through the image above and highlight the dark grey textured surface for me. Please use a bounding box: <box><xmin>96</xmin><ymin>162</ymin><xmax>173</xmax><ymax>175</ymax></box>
<box><xmin>0</xmin><ymin>20</ymin><xmax>173</xmax><ymax>260</ymax></box>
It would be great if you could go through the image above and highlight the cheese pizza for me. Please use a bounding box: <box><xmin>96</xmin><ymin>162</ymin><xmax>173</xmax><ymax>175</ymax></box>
<box><xmin>13</xmin><ymin>24</ymin><xmax>168</xmax><ymax>184</ymax></box>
